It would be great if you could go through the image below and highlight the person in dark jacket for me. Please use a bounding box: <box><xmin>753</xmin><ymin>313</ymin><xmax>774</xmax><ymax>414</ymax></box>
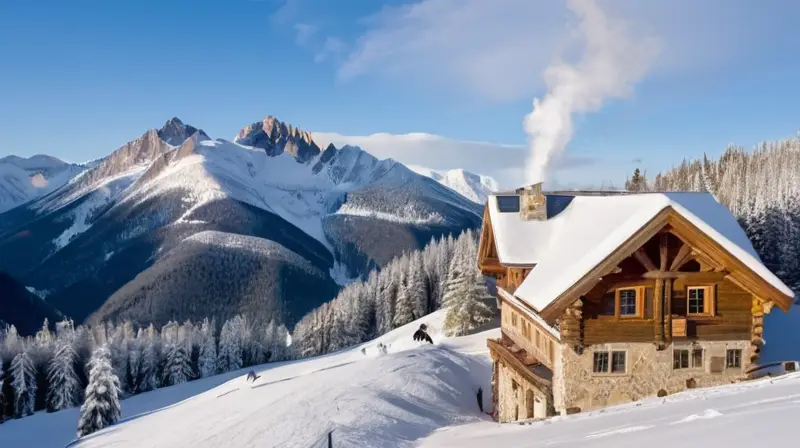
<box><xmin>246</xmin><ymin>370</ymin><xmax>261</xmax><ymax>382</ymax></box>
<box><xmin>413</xmin><ymin>324</ymin><xmax>433</xmax><ymax>344</ymax></box>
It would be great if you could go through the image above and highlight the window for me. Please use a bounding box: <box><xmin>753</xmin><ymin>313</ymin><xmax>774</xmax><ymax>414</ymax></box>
<box><xmin>674</xmin><ymin>347</ymin><xmax>704</xmax><ymax>370</ymax></box>
<box><xmin>692</xmin><ymin>348</ymin><xmax>704</xmax><ymax>368</ymax></box>
<box><xmin>687</xmin><ymin>286</ymin><xmax>715</xmax><ymax>316</ymax></box>
<box><xmin>619</xmin><ymin>289</ymin><xmax>637</xmax><ymax>316</ymax></box>
<box><xmin>593</xmin><ymin>351</ymin><xmax>626</xmax><ymax>374</ymax></box>
<box><xmin>726</xmin><ymin>349</ymin><xmax>742</xmax><ymax>369</ymax></box>
<box><xmin>611</xmin><ymin>351</ymin><xmax>626</xmax><ymax>373</ymax></box>
<box><xmin>496</xmin><ymin>195</ymin><xmax>520</xmax><ymax>213</ymax></box>
<box><xmin>593</xmin><ymin>352</ymin><xmax>609</xmax><ymax>373</ymax></box>
<box><xmin>511</xmin><ymin>312</ymin><xmax>517</xmax><ymax>327</ymax></box>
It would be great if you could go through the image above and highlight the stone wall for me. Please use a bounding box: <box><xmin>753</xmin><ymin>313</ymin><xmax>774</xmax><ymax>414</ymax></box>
<box><xmin>559</xmin><ymin>340</ymin><xmax>751</xmax><ymax>413</ymax></box>
<box><xmin>495</xmin><ymin>359</ymin><xmax>550</xmax><ymax>423</ymax></box>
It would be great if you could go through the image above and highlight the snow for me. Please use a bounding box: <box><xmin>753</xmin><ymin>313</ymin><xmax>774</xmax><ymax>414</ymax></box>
<box><xmin>487</xmin><ymin>192</ymin><xmax>794</xmax><ymax>312</ymax></box>
<box><xmin>0</xmin><ymin>158</ymin><xmax>85</xmax><ymax>213</ymax></box>
<box><xmin>3</xmin><ymin>305</ymin><xmax>800</xmax><ymax>447</ymax></box>
<box><xmin>422</xmin><ymin>372</ymin><xmax>800</xmax><ymax>447</ymax></box>
<box><xmin>0</xmin><ymin>310</ymin><xmax>497</xmax><ymax>448</ymax></box>
<box><xmin>25</xmin><ymin>286</ymin><xmax>50</xmax><ymax>300</ymax></box>
<box><xmin>408</xmin><ymin>165</ymin><xmax>498</xmax><ymax>204</ymax></box>
<box><xmin>336</xmin><ymin>202</ymin><xmax>446</xmax><ymax>225</ymax></box>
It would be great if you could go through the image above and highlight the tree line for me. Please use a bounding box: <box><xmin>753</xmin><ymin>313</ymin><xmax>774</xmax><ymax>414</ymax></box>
<box><xmin>627</xmin><ymin>134</ymin><xmax>800</xmax><ymax>293</ymax></box>
<box><xmin>0</xmin><ymin>228</ymin><xmax>494</xmax><ymax>436</ymax></box>
<box><xmin>292</xmin><ymin>229</ymin><xmax>493</xmax><ymax>358</ymax></box>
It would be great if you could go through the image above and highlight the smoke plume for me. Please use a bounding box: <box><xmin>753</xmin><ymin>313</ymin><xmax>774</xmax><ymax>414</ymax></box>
<box><xmin>523</xmin><ymin>0</ymin><xmax>657</xmax><ymax>185</ymax></box>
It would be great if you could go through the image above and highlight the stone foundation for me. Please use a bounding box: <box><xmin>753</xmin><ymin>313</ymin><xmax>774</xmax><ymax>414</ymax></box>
<box><xmin>495</xmin><ymin>359</ymin><xmax>551</xmax><ymax>422</ymax></box>
<box><xmin>559</xmin><ymin>340</ymin><xmax>752</xmax><ymax>413</ymax></box>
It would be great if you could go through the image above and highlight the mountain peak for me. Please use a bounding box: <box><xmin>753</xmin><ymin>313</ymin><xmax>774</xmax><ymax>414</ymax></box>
<box><xmin>234</xmin><ymin>116</ymin><xmax>321</xmax><ymax>163</ymax></box>
<box><xmin>158</xmin><ymin>117</ymin><xmax>208</xmax><ymax>146</ymax></box>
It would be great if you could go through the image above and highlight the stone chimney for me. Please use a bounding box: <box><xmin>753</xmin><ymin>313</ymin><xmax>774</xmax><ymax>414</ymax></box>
<box><xmin>517</xmin><ymin>182</ymin><xmax>547</xmax><ymax>221</ymax></box>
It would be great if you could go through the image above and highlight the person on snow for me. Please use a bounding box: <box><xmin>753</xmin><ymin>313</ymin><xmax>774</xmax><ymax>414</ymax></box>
<box><xmin>413</xmin><ymin>324</ymin><xmax>433</xmax><ymax>344</ymax></box>
<box><xmin>246</xmin><ymin>370</ymin><xmax>261</xmax><ymax>383</ymax></box>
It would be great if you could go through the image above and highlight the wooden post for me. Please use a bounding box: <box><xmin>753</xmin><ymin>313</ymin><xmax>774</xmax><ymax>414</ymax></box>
<box><xmin>751</xmin><ymin>297</ymin><xmax>765</xmax><ymax>365</ymax></box>
<box><xmin>664</xmin><ymin>279</ymin><xmax>673</xmax><ymax>344</ymax></box>
<box><xmin>653</xmin><ymin>279</ymin><xmax>664</xmax><ymax>347</ymax></box>
<box><xmin>328</xmin><ymin>430</ymin><xmax>333</xmax><ymax>448</ymax></box>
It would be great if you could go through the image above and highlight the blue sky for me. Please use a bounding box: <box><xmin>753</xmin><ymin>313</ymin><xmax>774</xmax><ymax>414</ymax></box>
<box><xmin>2</xmin><ymin>0</ymin><xmax>800</xmax><ymax>188</ymax></box>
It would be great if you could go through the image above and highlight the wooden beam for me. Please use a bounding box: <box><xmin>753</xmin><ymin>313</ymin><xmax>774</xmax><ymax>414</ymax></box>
<box><xmin>660</xmin><ymin>233</ymin><xmax>669</xmax><ymax>271</ymax></box>
<box><xmin>670</xmin><ymin>243</ymin><xmax>692</xmax><ymax>272</ymax></box>
<box><xmin>643</xmin><ymin>271</ymin><xmax>681</xmax><ymax>279</ymax></box>
<box><xmin>633</xmin><ymin>248</ymin><xmax>658</xmax><ymax>271</ymax></box>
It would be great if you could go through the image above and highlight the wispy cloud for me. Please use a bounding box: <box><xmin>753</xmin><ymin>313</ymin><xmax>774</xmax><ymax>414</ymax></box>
<box><xmin>312</xmin><ymin>131</ymin><xmax>594</xmax><ymax>189</ymax></box>
<box><xmin>331</xmin><ymin>0</ymin><xmax>796</xmax><ymax>102</ymax></box>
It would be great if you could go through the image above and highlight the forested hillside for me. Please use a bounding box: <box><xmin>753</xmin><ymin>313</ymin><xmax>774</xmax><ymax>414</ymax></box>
<box><xmin>631</xmin><ymin>134</ymin><xmax>800</xmax><ymax>295</ymax></box>
<box><xmin>0</xmin><ymin>230</ymin><xmax>487</xmax><ymax>423</ymax></box>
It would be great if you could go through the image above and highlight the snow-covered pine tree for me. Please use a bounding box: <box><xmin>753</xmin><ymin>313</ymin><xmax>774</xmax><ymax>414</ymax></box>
<box><xmin>408</xmin><ymin>251</ymin><xmax>428</xmax><ymax>321</ymax></box>
<box><xmin>77</xmin><ymin>345</ymin><xmax>121</xmax><ymax>438</ymax></box>
<box><xmin>443</xmin><ymin>265</ymin><xmax>494</xmax><ymax>337</ymax></box>
<box><xmin>198</xmin><ymin>318</ymin><xmax>217</xmax><ymax>378</ymax></box>
<box><xmin>393</xmin><ymin>258</ymin><xmax>414</xmax><ymax>328</ymax></box>
<box><xmin>217</xmin><ymin>317</ymin><xmax>243</xmax><ymax>372</ymax></box>
<box><xmin>107</xmin><ymin>322</ymin><xmax>133</xmax><ymax>395</ymax></box>
<box><xmin>10</xmin><ymin>351</ymin><xmax>37</xmax><ymax>418</ymax></box>
<box><xmin>46</xmin><ymin>334</ymin><xmax>81</xmax><ymax>412</ymax></box>
<box><xmin>138</xmin><ymin>324</ymin><xmax>161</xmax><ymax>392</ymax></box>
<box><xmin>128</xmin><ymin>333</ymin><xmax>142</xmax><ymax>393</ymax></box>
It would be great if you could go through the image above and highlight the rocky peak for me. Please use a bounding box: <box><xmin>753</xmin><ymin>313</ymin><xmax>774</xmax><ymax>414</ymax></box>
<box><xmin>158</xmin><ymin>117</ymin><xmax>209</xmax><ymax>146</ymax></box>
<box><xmin>234</xmin><ymin>116</ymin><xmax>321</xmax><ymax>163</ymax></box>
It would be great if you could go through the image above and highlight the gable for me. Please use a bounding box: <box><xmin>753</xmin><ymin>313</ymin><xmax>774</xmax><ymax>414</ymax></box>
<box><xmin>534</xmin><ymin>208</ymin><xmax>794</xmax><ymax>322</ymax></box>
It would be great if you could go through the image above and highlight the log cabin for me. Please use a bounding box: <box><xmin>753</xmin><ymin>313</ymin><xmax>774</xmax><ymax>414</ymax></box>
<box><xmin>478</xmin><ymin>183</ymin><xmax>795</xmax><ymax>422</ymax></box>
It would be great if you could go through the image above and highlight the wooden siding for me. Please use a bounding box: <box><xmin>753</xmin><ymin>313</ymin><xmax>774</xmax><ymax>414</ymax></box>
<box><xmin>576</xmin><ymin>234</ymin><xmax>754</xmax><ymax>346</ymax></box>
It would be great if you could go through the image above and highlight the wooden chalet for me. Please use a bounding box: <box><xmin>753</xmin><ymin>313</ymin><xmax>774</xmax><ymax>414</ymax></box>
<box><xmin>478</xmin><ymin>183</ymin><xmax>795</xmax><ymax>422</ymax></box>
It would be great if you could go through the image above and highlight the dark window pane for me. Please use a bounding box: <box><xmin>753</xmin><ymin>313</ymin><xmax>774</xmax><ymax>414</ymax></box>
<box><xmin>688</xmin><ymin>288</ymin><xmax>705</xmax><ymax>314</ymax></box>
<box><xmin>496</xmin><ymin>195</ymin><xmax>521</xmax><ymax>213</ymax></box>
<box><xmin>726</xmin><ymin>349</ymin><xmax>742</xmax><ymax>368</ymax></box>
<box><xmin>692</xmin><ymin>348</ymin><xmax>703</xmax><ymax>368</ymax></box>
<box><xmin>674</xmin><ymin>349</ymin><xmax>690</xmax><ymax>369</ymax></box>
<box><xmin>593</xmin><ymin>352</ymin><xmax>609</xmax><ymax>373</ymax></box>
<box><xmin>612</xmin><ymin>351</ymin><xmax>626</xmax><ymax>373</ymax></box>
<box><xmin>620</xmin><ymin>289</ymin><xmax>637</xmax><ymax>316</ymax></box>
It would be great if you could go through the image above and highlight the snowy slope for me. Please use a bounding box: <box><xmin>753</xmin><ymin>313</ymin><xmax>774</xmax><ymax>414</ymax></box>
<box><xmin>0</xmin><ymin>155</ymin><xmax>86</xmax><ymax>213</ymax></box>
<box><xmin>0</xmin><ymin>310</ymin><xmax>498</xmax><ymax>448</ymax></box>
<box><xmin>423</xmin><ymin>372</ymin><xmax>800</xmax><ymax>447</ymax></box>
<box><xmin>3</xmin><ymin>307</ymin><xmax>800</xmax><ymax>448</ymax></box>
<box><xmin>408</xmin><ymin>165</ymin><xmax>498</xmax><ymax>204</ymax></box>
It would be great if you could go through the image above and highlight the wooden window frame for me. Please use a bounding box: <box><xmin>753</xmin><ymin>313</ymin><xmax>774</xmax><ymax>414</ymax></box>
<box><xmin>686</xmin><ymin>285</ymin><xmax>716</xmax><ymax>317</ymax></box>
<box><xmin>592</xmin><ymin>349</ymin><xmax>628</xmax><ymax>376</ymax></box>
<box><xmin>615</xmin><ymin>286</ymin><xmax>646</xmax><ymax>319</ymax></box>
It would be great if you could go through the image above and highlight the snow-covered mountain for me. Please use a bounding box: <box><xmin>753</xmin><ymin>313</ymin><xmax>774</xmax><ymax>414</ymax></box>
<box><xmin>408</xmin><ymin>165</ymin><xmax>498</xmax><ymax>204</ymax></box>
<box><xmin>0</xmin><ymin>116</ymin><xmax>482</xmax><ymax>330</ymax></box>
<box><xmin>0</xmin><ymin>154</ymin><xmax>86</xmax><ymax>213</ymax></box>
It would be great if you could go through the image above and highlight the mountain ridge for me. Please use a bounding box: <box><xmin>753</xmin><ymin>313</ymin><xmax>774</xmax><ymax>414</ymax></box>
<box><xmin>0</xmin><ymin>115</ymin><xmax>482</xmax><ymax>333</ymax></box>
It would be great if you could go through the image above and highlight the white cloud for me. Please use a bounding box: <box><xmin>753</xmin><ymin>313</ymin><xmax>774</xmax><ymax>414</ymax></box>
<box><xmin>335</xmin><ymin>0</ymin><xmax>797</xmax><ymax>102</ymax></box>
<box><xmin>312</xmin><ymin>131</ymin><xmax>594</xmax><ymax>189</ymax></box>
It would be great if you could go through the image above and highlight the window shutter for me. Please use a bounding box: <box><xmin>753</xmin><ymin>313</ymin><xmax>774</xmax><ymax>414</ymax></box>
<box><xmin>644</xmin><ymin>287</ymin><xmax>654</xmax><ymax>319</ymax></box>
<box><xmin>709</xmin><ymin>284</ymin><xmax>717</xmax><ymax>316</ymax></box>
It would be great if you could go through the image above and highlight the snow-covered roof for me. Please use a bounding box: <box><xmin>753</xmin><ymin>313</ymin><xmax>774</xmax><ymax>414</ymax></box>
<box><xmin>487</xmin><ymin>192</ymin><xmax>794</xmax><ymax>312</ymax></box>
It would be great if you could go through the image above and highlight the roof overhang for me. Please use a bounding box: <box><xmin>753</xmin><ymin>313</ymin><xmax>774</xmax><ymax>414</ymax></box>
<box><xmin>536</xmin><ymin>206</ymin><xmax>794</xmax><ymax>323</ymax></box>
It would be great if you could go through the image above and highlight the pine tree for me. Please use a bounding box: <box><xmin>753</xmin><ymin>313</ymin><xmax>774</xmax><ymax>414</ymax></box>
<box><xmin>217</xmin><ymin>317</ymin><xmax>243</xmax><ymax>372</ymax></box>
<box><xmin>77</xmin><ymin>345</ymin><xmax>121</xmax><ymax>438</ymax></box>
<box><xmin>408</xmin><ymin>251</ymin><xmax>428</xmax><ymax>320</ymax></box>
<box><xmin>393</xmin><ymin>264</ymin><xmax>414</xmax><ymax>328</ymax></box>
<box><xmin>139</xmin><ymin>325</ymin><xmax>161</xmax><ymax>392</ymax></box>
<box><xmin>163</xmin><ymin>342</ymin><xmax>193</xmax><ymax>386</ymax></box>
<box><xmin>10</xmin><ymin>351</ymin><xmax>37</xmax><ymax>418</ymax></box>
<box><xmin>198</xmin><ymin>319</ymin><xmax>217</xmax><ymax>378</ymax></box>
<box><xmin>442</xmin><ymin>237</ymin><xmax>494</xmax><ymax>337</ymax></box>
<box><xmin>46</xmin><ymin>336</ymin><xmax>81</xmax><ymax>412</ymax></box>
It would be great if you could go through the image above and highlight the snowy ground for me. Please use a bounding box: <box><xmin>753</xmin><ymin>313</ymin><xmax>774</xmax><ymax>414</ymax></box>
<box><xmin>4</xmin><ymin>307</ymin><xmax>800</xmax><ymax>448</ymax></box>
<box><xmin>0</xmin><ymin>310</ymin><xmax>498</xmax><ymax>448</ymax></box>
<box><xmin>423</xmin><ymin>372</ymin><xmax>800</xmax><ymax>447</ymax></box>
